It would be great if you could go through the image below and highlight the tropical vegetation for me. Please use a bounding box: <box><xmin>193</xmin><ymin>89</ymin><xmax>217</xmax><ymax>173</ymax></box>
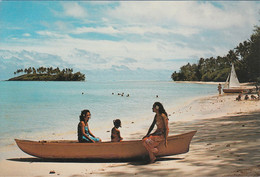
<box><xmin>171</xmin><ymin>26</ymin><xmax>260</xmax><ymax>83</ymax></box>
<box><xmin>9</xmin><ymin>67</ymin><xmax>85</xmax><ymax>81</ymax></box>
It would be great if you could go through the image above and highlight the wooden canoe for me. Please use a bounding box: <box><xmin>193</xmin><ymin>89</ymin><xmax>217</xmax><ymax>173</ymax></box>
<box><xmin>15</xmin><ymin>131</ymin><xmax>196</xmax><ymax>160</ymax></box>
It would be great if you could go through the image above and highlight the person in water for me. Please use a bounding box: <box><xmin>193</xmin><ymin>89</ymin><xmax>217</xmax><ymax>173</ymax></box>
<box><xmin>77</xmin><ymin>109</ymin><xmax>101</xmax><ymax>143</ymax></box>
<box><xmin>111</xmin><ymin>119</ymin><xmax>123</xmax><ymax>142</ymax></box>
<box><xmin>142</xmin><ymin>102</ymin><xmax>169</xmax><ymax>163</ymax></box>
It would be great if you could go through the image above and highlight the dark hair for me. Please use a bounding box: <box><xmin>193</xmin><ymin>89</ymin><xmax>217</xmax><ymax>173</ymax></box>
<box><xmin>153</xmin><ymin>102</ymin><xmax>168</xmax><ymax>117</ymax></box>
<box><xmin>113</xmin><ymin>119</ymin><xmax>121</xmax><ymax>127</ymax></box>
<box><xmin>79</xmin><ymin>109</ymin><xmax>90</xmax><ymax>121</ymax></box>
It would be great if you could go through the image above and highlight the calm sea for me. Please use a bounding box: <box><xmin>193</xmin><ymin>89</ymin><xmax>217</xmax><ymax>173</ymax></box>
<box><xmin>0</xmin><ymin>81</ymin><xmax>216</xmax><ymax>158</ymax></box>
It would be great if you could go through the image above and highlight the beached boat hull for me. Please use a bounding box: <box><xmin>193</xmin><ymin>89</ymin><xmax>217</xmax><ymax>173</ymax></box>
<box><xmin>15</xmin><ymin>131</ymin><xmax>196</xmax><ymax>160</ymax></box>
<box><xmin>223</xmin><ymin>88</ymin><xmax>245</xmax><ymax>93</ymax></box>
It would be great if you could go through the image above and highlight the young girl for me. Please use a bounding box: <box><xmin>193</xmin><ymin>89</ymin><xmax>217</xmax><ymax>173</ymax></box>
<box><xmin>111</xmin><ymin>119</ymin><xmax>123</xmax><ymax>142</ymax></box>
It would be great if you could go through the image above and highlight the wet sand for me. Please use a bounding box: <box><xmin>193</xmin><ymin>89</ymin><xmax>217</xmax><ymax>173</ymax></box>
<box><xmin>0</xmin><ymin>93</ymin><xmax>259</xmax><ymax>176</ymax></box>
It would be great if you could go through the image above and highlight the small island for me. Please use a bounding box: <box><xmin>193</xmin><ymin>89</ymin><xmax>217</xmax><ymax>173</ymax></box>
<box><xmin>8</xmin><ymin>67</ymin><xmax>85</xmax><ymax>81</ymax></box>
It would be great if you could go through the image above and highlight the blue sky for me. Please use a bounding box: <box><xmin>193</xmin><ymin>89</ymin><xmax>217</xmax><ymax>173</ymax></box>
<box><xmin>0</xmin><ymin>1</ymin><xmax>259</xmax><ymax>81</ymax></box>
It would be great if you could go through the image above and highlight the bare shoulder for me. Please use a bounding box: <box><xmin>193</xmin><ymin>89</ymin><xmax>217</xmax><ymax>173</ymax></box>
<box><xmin>79</xmin><ymin>121</ymin><xmax>85</xmax><ymax>126</ymax></box>
<box><xmin>112</xmin><ymin>127</ymin><xmax>119</xmax><ymax>133</ymax></box>
<box><xmin>161</xmin><ymin>113</ymin><xmax>167</xmax><ymax>118</ymax></box>
<box><xmin>161</xmin><ymin>113</ymin><xmax>168</xmax><ymax>120</ymax></box>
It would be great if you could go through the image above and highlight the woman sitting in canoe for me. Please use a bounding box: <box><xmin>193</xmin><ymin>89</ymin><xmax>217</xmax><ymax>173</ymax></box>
<box><xmin>77</xmin><ymin>109</ymin><xmax>101</xmax><ymax>143</ymax></box>
<box><xmin>142</xmin><ymin>102</ymin><xmax>169</xmax><ymax>163</ymax></box>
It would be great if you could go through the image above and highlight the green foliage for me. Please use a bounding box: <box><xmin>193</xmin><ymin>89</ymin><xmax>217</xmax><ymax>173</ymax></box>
<box><xmin>172</xmin><ymin>26</ymin><xmax>260</xmax><ymax>83</ymax></box>
<box><xmin>9</xmin><ymin>67</ymin><xmax>85</xmax><ymax>81</ymax></box>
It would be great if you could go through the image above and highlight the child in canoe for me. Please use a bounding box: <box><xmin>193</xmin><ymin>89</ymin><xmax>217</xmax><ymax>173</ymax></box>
<box><xmin>111</xmin><ymin>119</ymin><xmax>123</xmax><ymax>142</ymax></box>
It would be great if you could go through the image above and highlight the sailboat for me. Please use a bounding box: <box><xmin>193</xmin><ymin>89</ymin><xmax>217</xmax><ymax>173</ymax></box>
<box><xmin>223</xmin><ymin>63</ymin><xmax>245</xmax><ymax>93</ymax></box>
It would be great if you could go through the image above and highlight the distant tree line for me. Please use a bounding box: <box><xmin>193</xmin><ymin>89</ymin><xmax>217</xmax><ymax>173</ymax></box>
<box><xmin>11</xmin><ymin>67</ymin><xmax>85</xmax><ymax>81</ymax></box>
<box><xmin>171</xmin><ymin>26</ymin><xmax>260</xmax><ymax>83</ymax></box>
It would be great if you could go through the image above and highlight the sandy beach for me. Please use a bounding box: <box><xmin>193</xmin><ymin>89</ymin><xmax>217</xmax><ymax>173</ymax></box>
<box><xmin>0</xmin><ymin>93</ymin><xmax>260</xmax><ymax>176</ymax></box>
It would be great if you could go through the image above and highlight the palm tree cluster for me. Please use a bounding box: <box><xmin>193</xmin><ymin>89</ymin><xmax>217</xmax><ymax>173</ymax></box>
<box><xmin>12</xmin><ymin>66</ymin><xmax>85</xmax><ymax>81</ymax></box>
<box><xmin>14</xmin><ymin>67</ymin><xmax>74</xmax><ymax>75</ymax></box>
<box><xmin>172</xmin><ymin>26</ymin><xmax>260</xmax><ymax>83</ymax></box>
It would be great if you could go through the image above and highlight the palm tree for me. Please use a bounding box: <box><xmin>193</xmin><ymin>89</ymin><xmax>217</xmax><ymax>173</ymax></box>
<box><xmin>37</xmin><ymin>67</ymin><xmax>41</xmax><ymax>74</ymax></box>
<box><xmin>226</xmin><ymin>50</ymin><xmax>238</xmax><ymax>64</ymax></box>
<box><xmin>27</xmin><ymin>67</ymin><xmax>32</xmax><ymax>74</ymax></box>
<box><xmin>32</xmin><ymin>67</ymin><xmax>36</xmax><ymax>74</ymax></box>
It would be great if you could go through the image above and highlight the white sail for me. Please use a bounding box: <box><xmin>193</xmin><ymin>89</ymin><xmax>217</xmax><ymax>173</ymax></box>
<box><xmin>223</xmin><ymin>73</ymin><xmax>230</xmax><ymax>89</ymax></box>
<box><xmin>223</xmin><ymin>63</ymin><xmax>240</xmax><ymax>89</ymax></box>
<box><xmin>229</xmin><ymin>63</ymin><xmax>240</xmax><ymax>88</ymax></box>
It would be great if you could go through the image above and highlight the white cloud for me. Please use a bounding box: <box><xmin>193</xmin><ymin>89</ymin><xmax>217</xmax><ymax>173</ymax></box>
<box><xmin>61</xmin><ymin>2</ymin><xmax>87</xmax><ymax>18</ymax></box>
<box><xmin>124</xmin><ymin>26</ymin><xmax>200</xmax><ymax>37</ymax></box>
<box><xmin>0</xmin><ymin>32</ymin><xmax>239</xmax><ymax>71</ymax></box>
<box><xmin>0</xmin><ymin>49</ymin><xmax>67</xmax><ymax>72</ymax></box>
<box><xmin>119</xmin><ymin>58</ymin><xmax>137</xmax><ymax>64</ymax></box>
<box><xmin>23</xmin><ymin>33</ymin><xmax>31</xmax><ymax>37</ymax></box>
<box><xmin>67</xmin><ymin>48</ymin><xmax>108</xmax><ymax>69</ymax></box>
<box><xmin>172</xmin><ymin>2</ymin><xmax>256</xmax><ymax>29</ymax></box>
<box><xmin>73</xmin><ymin>25</ymin><xmax>200</xmax><ymax>37</ymax></box>
<box><xmin>54</xmin><ymin>21</ymin><xmax>71</xmax><ymax>31</ymax></box>
<box><xmin>36</xmin><ymin>31</ymin><xmax>69</xmax><ymax>38</ymax></box>
<box><xmin>73</xmin><ymin>26</ymin><xmax>119</xmax><ymax>35</ymax></box>
<box><xmin>107</xmin><ymin>1</ymin><xmax>259</xmax><ymax>30</ymax></box>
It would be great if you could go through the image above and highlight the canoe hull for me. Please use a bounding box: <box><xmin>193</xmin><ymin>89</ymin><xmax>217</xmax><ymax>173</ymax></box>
<box><xmin>15</xmin><ymin>131</ymin><xmax>196</xmax><ymax>160</ymax></box>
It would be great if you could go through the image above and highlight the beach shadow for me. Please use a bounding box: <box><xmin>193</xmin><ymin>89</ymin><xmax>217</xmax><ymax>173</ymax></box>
<box><xmin>7</xmin><ymin>157</ymin><xmax>145</xmax><ymax>164</ymax></box>
<box><xmin>157</xmin><ymin>157</ymin><xmax>184</xmax><ymax>162</ymax></box>
<box><xmin>128</xmin><ymin>157</ymin><xmax>184</xmax><ymax>166</ymax></box>
<box><xmin>167</xmin><ymin>111</ymin><xmax>260</xmax><ymax>176</ymax></box>
<box><xmin>8</xmin><ymin>156</ymin><xmax>183</xmax><ymax>165</ymax></box>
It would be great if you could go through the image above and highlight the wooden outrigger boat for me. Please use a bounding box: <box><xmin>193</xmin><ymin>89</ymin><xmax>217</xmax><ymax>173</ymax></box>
<box><xmin>223</xmin><ymin>88</ymin><xmax>246</xmax><ymax>93</ymax></box>
<box><xmin>15</xmin><ymin>131</ymin><xmax>196</xmax><ymax>160</ymax></box>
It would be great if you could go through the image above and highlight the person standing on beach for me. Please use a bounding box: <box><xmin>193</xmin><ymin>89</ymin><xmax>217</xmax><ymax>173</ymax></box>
<box><xmin>142</xmin><ymin>102</ymin><xmax>169</xmax><ymax>163</ymax></box>
<box><xmin>77</xmin><ymin>109</ymin><xmax>101</xmax><ymax>143</ymax></box>
<box><xmin>218</xmin><ymin>83</ymin><xmax>222</xmax><ymax>95</ymax></box>
<box><xmin>111</xmin><ymin>119</ymin><xmax>123</xmax><ymax>142</ymax></box>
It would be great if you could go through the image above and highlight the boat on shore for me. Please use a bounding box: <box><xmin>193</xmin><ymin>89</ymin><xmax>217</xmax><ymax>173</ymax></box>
<box><xmin>15</xmin><ymin>131</ymin><xmax>196</xmax><ymax>160</ymax></box>
<box><xmin>223</xmin><ymin>63</ymin><xmax>249</xmax><ymax>93</ymax></box>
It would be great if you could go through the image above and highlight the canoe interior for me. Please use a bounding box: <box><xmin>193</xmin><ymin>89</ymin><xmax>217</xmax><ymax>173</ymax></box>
<box><xmin>15</xmin><ymin>131</ymin><xmax>197</xmax><ymax>160</ymax></box>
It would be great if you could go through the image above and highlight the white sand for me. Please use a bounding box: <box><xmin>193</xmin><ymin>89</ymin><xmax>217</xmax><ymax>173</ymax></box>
<box><xmin>0</xmin><ymin>92</ymin><xmax>259</xmax><ymax>176</ymax></box>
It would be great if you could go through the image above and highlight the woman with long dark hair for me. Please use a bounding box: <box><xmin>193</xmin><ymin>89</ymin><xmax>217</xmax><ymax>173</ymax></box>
<box><xmin>142</xmin><ymin>102</ymin><xmax>169</xmax><ymax>163</ymax></box>
<box><xmin>77</xmin><ymin>109</ymin><xmax>101</xmax><ymax>143</ymax></box>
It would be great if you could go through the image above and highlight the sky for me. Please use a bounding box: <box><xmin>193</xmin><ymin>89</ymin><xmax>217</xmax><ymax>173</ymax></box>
<box><xmin>0</xmin><ymin>1</ymin><xmax>259</xmax><ymax>81</ymax></box>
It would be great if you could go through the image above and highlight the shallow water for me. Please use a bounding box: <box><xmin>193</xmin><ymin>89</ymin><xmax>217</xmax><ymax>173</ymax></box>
<box><xmin>0</xmin><ymin>80</ymin><xmax>216</xmax><ymax>157</ymax></box>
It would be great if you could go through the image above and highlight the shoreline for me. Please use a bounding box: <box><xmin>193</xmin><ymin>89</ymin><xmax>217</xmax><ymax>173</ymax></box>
<box><xmin>174</xmin><ymin>81</ymin><xmax>257</xmax><ymax>86</ymax></box>
<box><xmin>174</xmin><ymin>81</ymin><xmax>225</xmax><ymax>85</ymax></box>
<box><xmin>0</xmin><ymin>93</ymin><xmax>259</xmax><ymax>176</ymax></box>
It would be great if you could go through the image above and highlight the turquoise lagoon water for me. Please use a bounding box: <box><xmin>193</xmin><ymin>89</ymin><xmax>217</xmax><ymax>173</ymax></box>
<box><xmin>0</xmin><ymin>81</ymin><xmax>217</xmax><ymax>157</ymax></box>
